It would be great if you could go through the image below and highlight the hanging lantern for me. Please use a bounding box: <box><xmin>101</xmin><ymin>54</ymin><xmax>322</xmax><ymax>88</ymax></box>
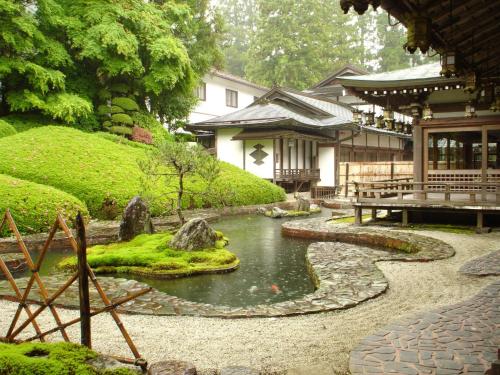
<box><xmin>376</xmin><ymin>115</ymin><xmax>385</xmax><ymax>129</ymax></box>
<box><xmin>404</xmin><ymin>15</ymin><xmax>432</xmax><ymax>54</ymax></box>
<box><xmin>383</xmin><ymin>108</ymin><xmax>394</xmax><ymax>121</ymax></box>
<box><xmin>365</xmin><ymin>111</ymin><xmax>375</xmax><ymax>126</ymax></box>
<box><xmin>405</xmin><ymin>123</ymin><xmax>413</xmax><ymax>134</ymax></box>
<box><xmin>465</xmin><ymin>101</ymin><xmax>476</xmax><ymax>118</ymax></box>
<box><xmin>396</xmin><ymin>121</ymin><xmax>405</xmax><ymax>133</ymax></box>
<box><xmin>440</xmin><ymin>51</ymin><xmax>458</xmax><ymax>78</ymax></box>
<box><xmin>422</xmin><ymin>103</ymin><xmax>433</xmax><ymax>121</ymax></box>
<box><xmin>409</xmin><ymin>102</ymin><xmax>422</xmax><ymax>118</ymax></box>
<box><xmin>463</xmin><ymin>72</ymin><xmax>477</xmax><ymax>94</ymax></box>
<box><xmin>352</xmin><ymin>108</ymin><xmax>363</xmax><ymax>124</ymax></box>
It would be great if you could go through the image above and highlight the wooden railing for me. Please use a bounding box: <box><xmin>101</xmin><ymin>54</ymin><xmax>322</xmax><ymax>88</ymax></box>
<box><xmin>275</xmin><ymin>168</ymin><xmax>320</xmax><ymax>181</ymax></box>
<box><xmin>311</xmin><ymin>186</ymin><xmax>339</xmax><ymax>199</ymax></box>
<box><xmin>347</xmin><ymin>177</ymin><xmax>412</xmax><ymax>198</ymax></box>
<box><xmin>354</xmin><ymin>181</ymin><xmax>500</xmax><ymax>204</ymax></box>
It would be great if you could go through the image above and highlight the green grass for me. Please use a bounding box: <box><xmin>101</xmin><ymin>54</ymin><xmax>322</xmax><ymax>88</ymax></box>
<box><xmin>0</xmin><ymin>174</ymin><xmax>88</xmax><ymax>236</ymax></box>
<box><xmin>0</xmin><ymin>126</ymin><xmax>285</xmax><ymax>219</ymax></box>
<box><xmin>331</xmin><ymin>214</ymin><xmax>372</xmax><ymax>224</ymax></box>
<box><xmin>0</xmin><ymin>120</ymin><xmax>16</xmax><ymax>138</ymax></box>
<box><xmin>403</xmin><ymin>223</ymin><xmax>475</xmax><ymax>234</ymax></box>
<box><xmin>0</xmin><ymin>342</ymin><xmax>136</xmax><ymax>375</ymax></box>
<box><xmin>0</xmin><ymin>114</ymin><xmax>57</xmax><ymax>133</ymax></box>
<box><xmin>57</xmin><ymin>232</ymin><xmax>239</xmax><ymax>277</ymax></box>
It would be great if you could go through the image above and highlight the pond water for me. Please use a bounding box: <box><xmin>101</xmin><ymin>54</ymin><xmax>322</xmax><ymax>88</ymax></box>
<box><xmin>35</xmin><ymin>209</ymin><xmax>333</xmax><ymax>307</ymax></box>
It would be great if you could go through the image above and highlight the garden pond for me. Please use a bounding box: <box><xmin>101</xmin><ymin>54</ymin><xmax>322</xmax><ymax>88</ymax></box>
<box><xmin>32</xmin><ymin>209</ymin><xmax>334</xmax><ymax>307</ymax></box>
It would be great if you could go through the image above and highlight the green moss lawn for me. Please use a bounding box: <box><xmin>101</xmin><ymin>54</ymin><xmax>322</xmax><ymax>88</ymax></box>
<box><xmin>58</xmin><ymin>232</ymin><xmax>239</xmax><ymax>277</ymax></box>
<box><xmin>0</xmin><ymin>174</ymin><xmax>88</xmax><ymax>235</ymax></box>
<box><xmin>0</xmin><ymin>342</ymin><xmax>136</xmax><ymax>375</ymax></box>
<box><xmin>0</xmin><ymin>126</ymin><xmax>286</xmax><ymax>228</ymax></box>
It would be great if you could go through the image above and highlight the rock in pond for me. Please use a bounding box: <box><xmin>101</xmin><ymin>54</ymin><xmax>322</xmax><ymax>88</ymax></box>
<box><xmin>296</xmin><ymin>197</ymin><xmax>310</xmax><ymax>212</ymax></box>
<box><xmin>148</xmin><ymin>360</ymin><xmax>196</xmax><ymax>375</ymax></box>
<box><xmin>169</xmin><ymin>218</ymin><xmax>217</xmax><ymax>251</ymax></box>
<box><xmin>118</xmin><ymin>196</ymin><xmax>154</xmax><ymax>241</ymax></box>
<box><xmin>270</xmin><ymin>207</ymin><xmax>288</xmax><ymax>218</ymax></box>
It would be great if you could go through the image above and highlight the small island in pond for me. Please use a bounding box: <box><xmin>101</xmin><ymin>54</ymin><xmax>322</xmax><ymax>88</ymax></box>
<box><xmin>58</xmin><ymin>231</ymin><xmax>239</xmax><ymax>279</ymax></box>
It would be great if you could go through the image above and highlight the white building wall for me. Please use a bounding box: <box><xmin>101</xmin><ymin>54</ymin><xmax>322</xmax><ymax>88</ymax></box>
<box><xmin>367</xmin><ymin>133</ymin><xmax>379</xmax><ymax>147</ymax></box>
<box><xmin>317</xmin><ymin>146</ymin><xmax>335</xmax><ymax>187</ymax></box>
<box><xmin>189</xmin><ymin>74</ymin><xmax>267</xmax><ymax>124</ymax></box>
<box><xmin>244</xmin><ymin>139</ymin><xmax>274</xmax><ymax>179</ymax></box>
<box><xmin>216</xmin><ymin>128</ymin><xmax>244</xmax><ymax>169</ymax></box>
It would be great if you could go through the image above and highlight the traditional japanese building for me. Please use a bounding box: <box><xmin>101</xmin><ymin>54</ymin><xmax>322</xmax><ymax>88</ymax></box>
<box><xmin>339</xmin><ymin>0</ymin><xmax>500</xmax><ymax>229</ymax></box>
<box><xmin>188</xmin><ymin>85</ymin><xmax>410</xmax><ymax>192</ymax></box>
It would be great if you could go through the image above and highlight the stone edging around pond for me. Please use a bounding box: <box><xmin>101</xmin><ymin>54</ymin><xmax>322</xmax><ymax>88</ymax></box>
<box><xmin>0</xmin><ymin>218</ymin><xmax>455</xmax><ymax>318</ymax></box>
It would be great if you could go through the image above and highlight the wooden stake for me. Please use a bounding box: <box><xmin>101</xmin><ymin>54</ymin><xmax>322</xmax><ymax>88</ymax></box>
<box><xmin>75</xmin><ymin>212</ymin><xmax>91</xmax><ymax>348</ymax></box>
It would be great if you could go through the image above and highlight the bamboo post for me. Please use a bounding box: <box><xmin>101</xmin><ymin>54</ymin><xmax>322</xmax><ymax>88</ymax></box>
<box><xmin>75</xmin><ymin>212</ymin><xmax>91</xmax><ymax>348</ymax></box>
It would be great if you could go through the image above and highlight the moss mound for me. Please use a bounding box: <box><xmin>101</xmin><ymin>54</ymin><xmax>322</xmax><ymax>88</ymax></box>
<box><xmin>0</xmin><ymin>174</ymin><xmax>88</xmax><ymax>236</ymax></box>
<box><xmin>0</xmin><ymin>126</ymin><xmax>285</xmax><ymax>219</ymax></box>
<box><xmin>0</xmin><ymin>120</ymin><xmax>16</xmax><ymax>138</ymax></box>
<box><xmin>0</xmin><ymin>342</ymin><xmax>136</xmax><ymax>375</ymax></box>
<box><xmin>58</xmin><ymin>232</ymin><xmax>239</xmax><ymax>277</ymax></box>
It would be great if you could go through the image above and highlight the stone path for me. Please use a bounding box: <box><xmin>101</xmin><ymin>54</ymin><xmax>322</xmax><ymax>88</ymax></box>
<box><xmin>459</xmin><ymin>250</ymin><xmax>500</xmax><ymax>276</ymax></box>
<box><xmin>350</xmin><ymin>280</ymin><xmax>500</xmax><ymax>375</ymax></box>
<box><xmin>0</xmin><ymin>223</ymin><xmax>454</xmax><ymax>318</ymax></box>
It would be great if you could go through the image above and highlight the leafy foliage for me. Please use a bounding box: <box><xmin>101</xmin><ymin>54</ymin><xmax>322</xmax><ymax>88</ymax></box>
<box><xmin>246</xmin><ymin>0</ymin><xmax>359</xmax><ymax>89</ymax></box>
<box><xmin>0</xmin><ymin>126</ymin><xmax>285</xmax><ymax>220</ymax></box>
<box><xmin>0</xmin><ymin>0</ymin><xmax>222</xmax><ymax>127</ymax></box>
<box><xmin>111</xmin><ymin>97</ymin><xmax>139</xmax><ymax>112</ymax></box>
<box><xmin>0</xmin><ymin>173</ymin><xmax>88</xmax><ymax>236</ymax></box>
<box><xmin>0</xmin><ymin>342</ymin><xmax>136</xmax><ymax>375</ymax></box>
<box><xmin>58</xmin><ymin>232</ymin><xmax>239</xmax><ymax>277</ymax></box>
<box><xmin>0</xmin><ymin>119</ymin><xmax>16</xmax><ymax>138</ymax></box>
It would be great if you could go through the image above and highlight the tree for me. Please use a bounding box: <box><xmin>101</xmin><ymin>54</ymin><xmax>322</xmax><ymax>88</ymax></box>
<box><xmin>142</xmin><ymin>141</ymin><xmax>224</xmax><ymax>224</ymax></box>
<box><xmin>0</xmin><ymin>0</ymin><xmax>92</xmax><ymax>122</ymax></box>
<box><xmin>217</xmin><ymin>0</ymin><xmax>257</xmax><ymax>77</ymax></box>
<box><xmin>245</xmin><ymin>0</ymin><xmax>362</xmax><ymax>90</ymax></box>
<box><xmin>1</xmin><ymin>0</ymin><xmax>223</xmax><ymax>129</ymax></box>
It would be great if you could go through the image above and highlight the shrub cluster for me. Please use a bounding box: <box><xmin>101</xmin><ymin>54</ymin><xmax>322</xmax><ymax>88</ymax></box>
<box><xmin>0</xmin><ymin>119</ymin><xmax>16</xmax><ymax>138</ymax></box>
<box><xmin>0</xmin><ymin>174</ymin><xmax>88</xmax><ymax>236</ymax></box>
<box><xmin>0</xmin><ymin>127</ymin><xmax>286</xmax><ymax>220</ymax></box>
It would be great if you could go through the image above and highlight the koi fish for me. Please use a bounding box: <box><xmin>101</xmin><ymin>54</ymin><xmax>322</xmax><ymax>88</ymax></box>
<box><xmin>271</xmin><ymin>284</ymin><xmax>282</xmax><ymax>294</ymax></box>
<box><xmin>248</xmin><ymin>285</ymin><xmax>258</xmax><ymax>293</ymax></box>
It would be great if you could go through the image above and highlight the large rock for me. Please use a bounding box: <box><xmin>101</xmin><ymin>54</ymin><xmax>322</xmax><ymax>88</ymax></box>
<box><xmin>148</xmin><ymin>360</ymin><xmax>196</xmax><ymax>375</ymax></box>
<box><xmin>270</xmin><ymin>207</ymin><xmax>288</xmax><ymax>218</ymax></box>
<box><xmin>297</xmin><ymin>197</ymin><xmax>310</xmax><ymax>212</ymax></box>
<box><xmin>118</xmin><ymin>196</ymin><xmax>154</xmax><ymax>241</ymax></box>
<box><xmin>169</xmin><ymin>218</ymin><xmax>217</xmax><ymax>251</ymax></box>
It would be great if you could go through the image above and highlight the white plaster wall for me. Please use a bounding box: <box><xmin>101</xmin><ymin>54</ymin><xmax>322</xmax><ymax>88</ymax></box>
<box><xmin>379</xmin><ymin>135</ymin><xmax>390</xmax><ymax>148</ymax></box>
<box><xmin>189</xmin><ymin>74</ymin><xmax>267</xmax><ymax>124</ymax></box>
<box><xmin>216</xmin><ymin>128</ymin><xmax>244</xmax><ymax>169</ymax></box>
<box><xmin>244</xmin><ymin>139</ymin><xmax>274</xmax><ymax>179</ymax></box>
<box><xmin>353</xmin><ymin>132</ymin><xmax>367</xmax><ymax>146</ymax></box>
<box><xmin>318</xmin><ymin>146</ymin><xmax>335</xmax><ymax>187</ymax></box>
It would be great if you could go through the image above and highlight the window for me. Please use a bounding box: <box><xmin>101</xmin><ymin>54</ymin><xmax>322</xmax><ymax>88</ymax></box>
<box><xmin>226</xmin><ymin>89</ymin><xmax>238</xmax><ymax>107</ymax></box>
<box><xmin>195</xmin><ymin>82</ymin><xmax>206</xmax><ymax>101</ymax></box>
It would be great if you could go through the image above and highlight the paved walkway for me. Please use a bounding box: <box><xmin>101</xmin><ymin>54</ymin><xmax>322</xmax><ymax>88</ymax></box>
<box><xmin>459</xmin><ymin>250</ymin><xmax>500</xmax><ymax>276</ymax></box>
<box><xmin>350</xmin><ymin>280</ymin><xmax>499</xmax><ymax>375</ymax></box>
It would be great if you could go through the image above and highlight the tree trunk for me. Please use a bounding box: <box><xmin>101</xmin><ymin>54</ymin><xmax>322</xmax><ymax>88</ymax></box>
<box><xmin>177</xmin><ymin>173</ymin><xmax>185</xmax><ymax>224</ymax></box>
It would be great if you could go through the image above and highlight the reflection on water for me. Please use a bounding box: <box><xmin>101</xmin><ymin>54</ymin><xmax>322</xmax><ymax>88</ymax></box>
<box><xmin>35</xmin><ymin>209</ymin><xmax>332</xmax><ymax>307</ymax></box>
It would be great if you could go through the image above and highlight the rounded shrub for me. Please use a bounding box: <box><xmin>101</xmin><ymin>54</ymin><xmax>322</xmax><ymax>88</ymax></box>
<box><xmin>96</xmin><ymin>105</ymin><xmax>111</xmax><ymax>116</ymax></box>
<box><xmin>0</xmin><ymin>119</ymin><xmax>17</xmax><ymax>138</ymax></box>
<box><xmin>102</xmin><ymin>121</ymin><xmax>112</xmax><ymax>128</ymax></box>
<box><xmin>0</xmin><ymin>174</ymin><xmax>89</xmax><ymax>236</ymax></box>
<box><xmin>109</xmin><ymin>83</ymin><xmax>130</xmax><ymax>94</ymax></box>
<box><xmin>110</xmin><ymin>105</ymin><xmax>124</xmax><ymax>114</ymax></box>
<box><xmin>109</xmin><ymin>125</ymin><xmax>133</xmax><ymax>136</ymax></box>
<box><xmin>111</xmin><ymin>97</ymin><xmax>139</xmax><ymax>111</ymax></box>
<box><xmin>111</xmin><ymin>113</ymin><xmax>133</xmax><ymax>126</ymax></box>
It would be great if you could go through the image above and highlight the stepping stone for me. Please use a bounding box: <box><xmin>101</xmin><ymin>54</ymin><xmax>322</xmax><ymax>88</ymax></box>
<box><xmin>148</xmin><ymin>360</ymin><xmax>196</xmax><ymax>375</ymax></box>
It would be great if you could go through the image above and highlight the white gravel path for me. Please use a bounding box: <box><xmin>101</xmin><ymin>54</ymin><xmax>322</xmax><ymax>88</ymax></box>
<box><xmin>1</xmin><ymin>230</ymin><xmax>499</xmax><ymax>374</ymax></box>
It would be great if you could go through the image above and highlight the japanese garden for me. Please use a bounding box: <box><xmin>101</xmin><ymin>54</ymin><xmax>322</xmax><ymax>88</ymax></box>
<box><xmin>0</xmin><ymin>0</ymin><xmax>499</xmax><ymax>375</ymax></box>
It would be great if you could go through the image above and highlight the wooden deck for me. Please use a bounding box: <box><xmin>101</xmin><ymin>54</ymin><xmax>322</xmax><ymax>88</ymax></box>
<box><xmin>352</xmin><ymin>181</ymin><xmax>500</xmax><ymax>232</ymax></box>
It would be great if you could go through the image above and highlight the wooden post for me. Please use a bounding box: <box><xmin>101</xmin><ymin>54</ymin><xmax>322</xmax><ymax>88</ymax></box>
<box><xmin>75</xmin><ymin>212</ymin><xmax>91</xmax><ymax>349</ymax></box>
<box><xmin>390</xmin><ymin>162</ymin><xmax>395</xmax><ymax>180</ymax></box>
<box><xmin>345</xmin><ymin>162</ymin><xmax>350</xmax><ymax>197</ymax></box>
<box><xmin>354</xmin><ymin>207</ymin><xmax>363</xmax><ymax>225</ymax></box>
<box><xmin>371</xmin><ymin>209</ymin><xmax>377</xmax><ymax>220</ymax></box>
<box><xmin>476</xmin><ymin>211</ymin><xmax>484</xmax><ymax>234</ymax></box>
<box><xmin>242</xmin><ymin>140</ymin><xmax>246</xmax><ymax>171</ymax></box>
<box><xmin>280</xmin><ymin>138</ymin><xmax>284</xmax><ymax>175</ymax></box>
<box><xmin>402</xmin><ymin>209</ymin><xmax>409</xmax><ymax>227</ymax></box>
<box><xmin>481</xmin><ymin>128</ymin><xmax>488</xmax><ymax>201</ymax></box>
<box><xmin>273</xmin><ymin>139</ymin><xmax>276</xmax><ymax>183</ymax></box>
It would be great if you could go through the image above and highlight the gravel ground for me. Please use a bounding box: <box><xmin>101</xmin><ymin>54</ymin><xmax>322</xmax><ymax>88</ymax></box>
<box><xmin>0</xmin><ymin>229</ymin><xmax>499</xmax><ymax>374</ymax></box>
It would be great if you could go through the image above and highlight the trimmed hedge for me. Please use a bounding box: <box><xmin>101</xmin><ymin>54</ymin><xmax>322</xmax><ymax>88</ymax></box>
<box><xmin>111</xmin><ymin>113</ymin><xmax>133</xmax><ymax>125</ymax></box>
<box><xmin>0</xmin><ymin>174</ymin><xmax>88</xmax><ymax>235</ymax></box>
<box><xmin>0</xmin><ymin>120</ymin><xmax>16</xmax><ymax>138</ymax></box>
<box><xmin>0</xmin><ymin>127</ymin><xmax>286</xmax><ymax>219</ymax></box>
<box><xmin>109</xmin><ymin>125</ymin><xmax>133</xmax><ymax>136</ymax></box>
<box><xmin>111</xmin><ymin>97</ymin><xmax>139</xmax><ymax>111</ymax></box>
